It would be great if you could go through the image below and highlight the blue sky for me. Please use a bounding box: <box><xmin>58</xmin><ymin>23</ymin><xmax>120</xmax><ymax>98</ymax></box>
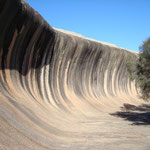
<box><xmin>25</xmin><ymin>0</ymin><xmax>150</xmax><ymax>51</ymax></box>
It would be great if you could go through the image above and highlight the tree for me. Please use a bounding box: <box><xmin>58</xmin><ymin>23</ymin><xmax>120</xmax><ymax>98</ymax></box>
<box><xmin>136</xmin><ymin>38</ymin><xmax>150</xmax><ymax>100</ymax></box>
<box><xmin>127</xmin><ymin>38</ymin><xmax>150</xmax><ymax>101</ymax></box>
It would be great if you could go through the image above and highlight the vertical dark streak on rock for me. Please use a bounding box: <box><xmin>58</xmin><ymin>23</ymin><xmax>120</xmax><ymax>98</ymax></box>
<box><xmin>0</xmin><ymin>0</ymin><xmax>144</xmax><ymax>149</ymax></box>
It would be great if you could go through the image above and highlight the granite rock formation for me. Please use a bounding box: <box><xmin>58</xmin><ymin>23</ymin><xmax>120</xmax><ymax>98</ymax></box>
<box><xmin>0</xmin><ymin>0</ymin><xmax>150</xmax><ymax>149</ymax></box>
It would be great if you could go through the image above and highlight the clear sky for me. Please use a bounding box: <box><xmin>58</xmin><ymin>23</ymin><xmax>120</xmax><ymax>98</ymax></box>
<box><xmin>25</xmin><ymin>0</ymin><xmax>150</xmax><ymax>51</ymax></box>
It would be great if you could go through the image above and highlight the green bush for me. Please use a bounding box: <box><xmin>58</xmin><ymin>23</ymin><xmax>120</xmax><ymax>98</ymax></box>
<box><xmin>137</xmin><ymin>38</ymin><xmax>150</xmax><ymax>100</ymax></box>
<box><xmin>127</xmin><ymin>38</ymin><xmax>150</xmax><ymax>101</ymax></box>
<box><xmin>126</xmin><ymin>55</ymin><xmax>137</xmax><ymax>81</ymax></box>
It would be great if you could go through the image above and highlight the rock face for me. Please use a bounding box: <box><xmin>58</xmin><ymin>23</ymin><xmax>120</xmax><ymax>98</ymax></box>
<box><xmin>0</xmin><ymin>0</ymin><xmax>150</xmax><ymax>150</ymax></box>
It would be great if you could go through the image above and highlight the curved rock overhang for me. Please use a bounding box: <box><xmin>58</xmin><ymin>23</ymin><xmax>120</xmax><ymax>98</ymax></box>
<box><xmin>0</xmin><ymin>0</ymin><xmax>149</xmax><ymax>150</ymax></box>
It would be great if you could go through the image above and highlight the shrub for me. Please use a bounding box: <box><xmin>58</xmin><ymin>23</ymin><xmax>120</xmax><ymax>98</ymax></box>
<box><xmin>127</xmin><ymin>38</ymin><xmax>150</xmax><ymax>101</ymax></box>
<box><xmin>136</xmin><ymin>38</ymin><xmax>150</xmax><ymax>100</ymax></box>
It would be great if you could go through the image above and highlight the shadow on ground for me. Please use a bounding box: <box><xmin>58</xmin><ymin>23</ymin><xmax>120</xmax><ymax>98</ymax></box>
<box><xmin>111</xmin><ymin>103</ymin><xmax>150</xmax><ymax>125</ymax></box>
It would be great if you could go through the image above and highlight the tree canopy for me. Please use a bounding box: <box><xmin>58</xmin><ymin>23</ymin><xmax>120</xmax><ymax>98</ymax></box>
<box><xmin>127</xmin><ymin>38</ymin><xmax>150</xmax><ymax>101</ymax></box>
<box><xmin>136</xmin><ymin>38</ymin><xmax>150</xmax><ymax>100</ymax></box>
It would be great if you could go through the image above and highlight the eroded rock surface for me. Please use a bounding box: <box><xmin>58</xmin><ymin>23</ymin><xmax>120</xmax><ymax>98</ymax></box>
<box><xmin>0</xmin><ymin>0</ymin><xmax>150</xmax><ymax>149</ymax></box>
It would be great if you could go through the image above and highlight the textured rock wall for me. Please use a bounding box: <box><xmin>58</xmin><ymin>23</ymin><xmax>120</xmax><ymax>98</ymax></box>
<box><xmin>0</xmin><ymin>0</ymin><xmax>143</xmax><ymax>149</ymax></box>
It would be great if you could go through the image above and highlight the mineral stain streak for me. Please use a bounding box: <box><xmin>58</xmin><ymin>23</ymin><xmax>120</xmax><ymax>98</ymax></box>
<box><xmin>0</xmin><ymin>0</ymin><xmax>150</xmax><ymax>150</ymax></box>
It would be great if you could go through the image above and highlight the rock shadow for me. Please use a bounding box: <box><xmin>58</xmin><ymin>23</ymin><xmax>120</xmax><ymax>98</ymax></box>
<box><xmin>111</xmin><ymin>103</ymin><xmax>150</xmax><ymax>125</ymax></box>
